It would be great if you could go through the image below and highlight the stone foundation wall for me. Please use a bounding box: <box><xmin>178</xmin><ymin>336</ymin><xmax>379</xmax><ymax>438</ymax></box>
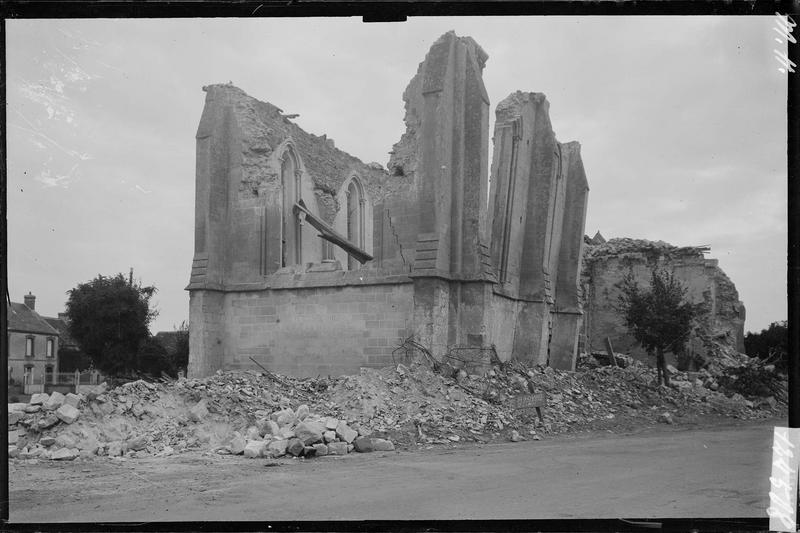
<box><xmin>223</xmin><ymin>281</ymin><xmax>414</xmax><ymax>377</ymax></box>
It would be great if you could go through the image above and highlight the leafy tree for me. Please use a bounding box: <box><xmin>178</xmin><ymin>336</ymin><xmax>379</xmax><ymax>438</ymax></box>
<box><xmin>65</xmin><ymin>273</ymin><xmax>158</xmax><ymax>376</ymax></box>
<box><xmin>744</xmin><ymin>321</ymin><xmax>788</xmax><ymax>370</ymax></box>
<box><xmin>137</xmin><ymin>337</ymin><xmax>174</xmax><ymax>377</ymax></box>
<box><xmin>170</xmin><ymin>321</ymin><xmax>190</xmax><ymax>375</ymax></box>
<box><xmin>57</xmin><ymin>347</ymin><xmax>92</xmax><ymax>373</ymax></box>
<box><xmin>617</xmin><ymin>268</ymin><xmax>701</xmax><ymax>386</ymax></box>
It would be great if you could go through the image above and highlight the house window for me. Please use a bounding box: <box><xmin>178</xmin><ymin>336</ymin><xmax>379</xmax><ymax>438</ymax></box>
<box><xmin>25</xmin><ymin>336</ymin><xmax>34</xmax><ymax>357</ymax></box>
<box><xmin>346</xmin><ymin>179</ymin><xmax>365</xmax><ymax>270</ymax></box>
<box><xmin>45</xmin><ymin>366</ymin><xmax>54</xmax><ymax>384</ymax></box>
<box><xmin>46</xmin><ymin>338</ymin><xmax>54</xmax><ymax>358</ymax></box>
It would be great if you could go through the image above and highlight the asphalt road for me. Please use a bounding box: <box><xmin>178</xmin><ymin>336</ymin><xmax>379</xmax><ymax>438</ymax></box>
<box><xmin>8</xmin><ymin>419</ymin><xmax>778</xmax><ymax>522</ymax></box>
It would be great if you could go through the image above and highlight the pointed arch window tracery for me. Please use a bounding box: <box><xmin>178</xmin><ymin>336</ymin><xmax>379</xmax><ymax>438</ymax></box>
<box><xmin>280</xmin><ymin>147</ymin><xmax>303</xmax><ymax>267</ymax></box>
<box><xmin>345</xmin><ymin>178</ymin><xmax>365</xmax><ymax>270</ymax></box>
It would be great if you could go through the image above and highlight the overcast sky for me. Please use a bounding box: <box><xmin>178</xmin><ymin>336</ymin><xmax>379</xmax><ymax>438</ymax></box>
<box><xmin>6</xmin><ymin>16</ymin><xmax>787</xmax><ymax>336</ymax></box>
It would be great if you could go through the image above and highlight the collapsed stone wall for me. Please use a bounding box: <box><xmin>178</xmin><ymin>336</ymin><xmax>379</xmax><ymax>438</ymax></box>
<box><xmin>188</xmin><ymin>32</ymin><xmax>589</xmax><ymax>378</ymax></box>
<box><xmin>581</xmin><ymin>237</ymin><xmax>746</xmax><ymax>368</ymax></box>
<box><xmin>202</xmin><ymin>83</ymin><xmax>407</xmax><ymax>225</ymax></box>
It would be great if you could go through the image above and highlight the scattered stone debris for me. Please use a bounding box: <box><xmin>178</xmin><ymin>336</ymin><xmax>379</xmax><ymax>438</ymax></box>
<box><xmin>7</xmin><ymin>352</ymin><xmax>786</xmax><ymax>463</ymax></box>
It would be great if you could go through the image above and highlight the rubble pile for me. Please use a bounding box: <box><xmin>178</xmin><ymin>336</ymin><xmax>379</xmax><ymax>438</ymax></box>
<box><xmin>7</xmin><ymin>373</ymin><xmax>390</xmax><ymax>462</ymax></box>
<box><xmin>327</xmin><ymin>364</ymin><xmax>539</xmax><ymax>446</ymax></box>
<box><xmin>8</xmin><ymin>351</ymin><xmax>786</xmax><ymax>463</ymax></box>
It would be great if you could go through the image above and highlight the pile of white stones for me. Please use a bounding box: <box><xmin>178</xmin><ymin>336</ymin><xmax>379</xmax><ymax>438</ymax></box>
<box><xmin>8</xmin><ymin>389</ymin><xmax>91</xmax><ymax>461</ymax></box>
<box><xmin>214</xmin><ymin>403</ymin><xmax>395</xmax><ymax>459</ymax></box>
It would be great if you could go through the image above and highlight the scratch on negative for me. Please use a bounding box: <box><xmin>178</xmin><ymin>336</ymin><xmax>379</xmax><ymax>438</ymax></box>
<box><xmin>10</xmin><ymin>108</ymin><xmax>92</xmax><ymax>161</ymax></box>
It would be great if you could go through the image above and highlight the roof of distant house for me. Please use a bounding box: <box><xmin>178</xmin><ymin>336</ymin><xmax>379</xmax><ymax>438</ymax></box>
<box><xmin>8</xmin><ymin>302</ymin><xmax>60</xmax><ymax>336</ymax></box>
<box><xmin>42</xmin><ymin>316</ymin><xmax>78</xmax><ymax>348</ymax></box>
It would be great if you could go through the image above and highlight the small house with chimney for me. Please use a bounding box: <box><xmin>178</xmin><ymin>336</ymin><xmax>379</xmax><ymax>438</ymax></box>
<box><xmin>7</xmin><ymin>292</ymin><xmax>60</xmax><ymax>391</ymax></box>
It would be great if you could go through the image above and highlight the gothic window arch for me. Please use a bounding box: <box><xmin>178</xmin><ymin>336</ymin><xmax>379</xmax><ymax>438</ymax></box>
<box><xmin>345</xmin><ymin>177</ymin><xmax>365</xmax><ymax>270</ymax></box>
<box><xmin>280</xmin><ymin>146</ymin><xmax>303</xmax><ymax>267</ymax></box>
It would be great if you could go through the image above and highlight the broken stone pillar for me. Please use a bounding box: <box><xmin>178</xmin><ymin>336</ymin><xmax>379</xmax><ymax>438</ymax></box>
<box><xmin>186</xmin><ymin>86</ymin><xmax>232</xmax><ymax>377</ymax></box>
<box><xmin>399</xmin><ymin>32</ymin><xmax>493</xmax><ymax>352</ymax></box>
<box><xmin>489</xmin><ymin>92</ymin><xmax>560</xmax><ymax>365</ymax></box>
<box><xmin>549</xmin><ymin>142</ymin><xmax>589</xmax><ymax>371</ymax></box>
<box><xmin>488</xmin><ymin>91</ymin><xmax>588</xmax><ymax>367</ymax></box>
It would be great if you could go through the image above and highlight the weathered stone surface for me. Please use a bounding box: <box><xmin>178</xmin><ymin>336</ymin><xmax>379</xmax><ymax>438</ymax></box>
<box><xmin>188</xmin><ymin>399</ymin><xmax>208</xmax><ymax>422</ymax></box>
<box><xmin>38</xmin><ymin>414</ymin><xmax>59</xmax><ymax>429</ymax></box>
<box><xmin>271</xmin><ymin>408</ymin><xmax>292</xmax><ymax>422</ymax></box>
<box><xmin>64</xmin><ymin>393</ymin><xmax>82</xmax><ymax>409</ymax></box>
<box><xmin>257</xmin><ymin>418</ymin><xmax>281</xmax><ymax>437</ymax></box>
<box><xmin>78</xmin><ymin>437</ymin><xmax>100</xmax><ymax>454</ymax></box>
<box><xmin>312</xmin><ymin>443</ymin><xmax>328</xmax><ymax>456</ymax></box>
<box><xmin>323</xmin><ymin>430</ymin><xmax>337</xmax><ymax>443</ymax></box>
<box><xmin>25</xmin><ymin>405</ymin><xmax>41</xmax><ymax>413</ymax></box>
<box><xmin>127</xmin><ymin>435</ymin><xmax>148</xmax><ymax>451</ymax></box>
<box><xmin>132</xmin><ymin>403</ymin><xmax>145</xmax><ymax>418</ymax></box>
<box><xmin>244</xmin><ymin>440</ymin><xmax>267</xmax><ymax>458</ymax></box>
<box><xmin>8</xmin><ymin>411</ymin><xmax>22</xmax><ymax>425</ymax></box>
<box><xmin>324</xmin><ymin>417</ymin><xmax>339</xmax><ymax>430</ymax></box>
<box><xmin>29</xmin><ymin>393</ymin><xmax>49</xmax><ymax>405</ymax></box>
<box><xmin>40</xmin><ymin>436</ymin><xmax>56</xmax><ymax>447</ymax></box>
<box><xmin>86</xmin><ymin>382</ymin><xmax>108</xmax><ymax>401</ymax></box>
<box><xmin>230</xmin><ymin>435</ymin><xmax>247</xmax><ymax>455</ymax></box>
<box><xmin>245</xmin><ymin>426</ymin><xmax>261</xmax><ymax>441</ymax></box>
<box><xmin>19</xmin><ymin>447</ymin><xmax>41</xmax><ymax>459</ymax></box>
<box><xmin>43</xmin><ymin>391</ymin><xmax>66</xmax><ymax>411</ymax></box>
<box><xmin>294</xmin><ymin>421</ymin><xmax>324</xmax><ymax>445</ymax></box>
<box><xmin>353</xmin><ymin>436</ymin><xmax>374</xmax><ymax>453</ymax></box>
<box><xmin>51</xmin><ymin>447</ymin><xmax>80</xmax><ymax>461</ymax></box>
<box><xmin>8</xmin><ymin>446</ymin><xmax>20</xmax><ymax>459</ymax></box>
<box><xmin>327</xmin><ymin>442</ymin><xmax>349</xmax><ymax>455</ymax></box>
<box><xmin>335</xmin><ymin>421</ymin><xmax>358</xmax><ymax>444</ymax></box>
<box><xmin>371</xmin><ymin>438</ymin><xmax>395</xmax><ymax>451</ymax></box>
<box><xmin>295</xmin><ymin>404</ymin><xmax>310</xmax><ymax>421</ymax></box>
<box><xmin>56</xmin><ymin>404</ymin><xmax>80</xmax><ymax>424</ymax></box>
<box><xmin>286</xmin><ymin>438</ymin><xmax>304</xmax><ymax>457</ymax></box>
<box><xmin>301</xmin><ymin>445</ymin><xmax>316</xmax><ymax>457</ymax></box>
<box><xmin>9</xmin><ymin>402</ymin><xmax>27</xmax><ymax>412</ymax></box>
<box><xmin>275</xmin><ymin>410</ymin><xmax>297</xmax><ymax>427</ymax></box>
<box><xmin>267</xmin><ymin>439</ymin><xmax>288</xmax><ymax>458</ymax></box>
<box><xmin>107</xmin><ymin>441</ymin><xmax>124</xmax><ymax>457</ymax></box>
<box><xmin>55</xmin><ymin>434</ymin><xmax>77</xmax><ymax>449</ymax></box>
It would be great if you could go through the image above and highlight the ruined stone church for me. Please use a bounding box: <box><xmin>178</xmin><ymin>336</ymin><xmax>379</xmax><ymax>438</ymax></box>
<box><xmin>187</xmin><ymin>32</ymin><xmax>589</xmax><ymax>378</ymax></box>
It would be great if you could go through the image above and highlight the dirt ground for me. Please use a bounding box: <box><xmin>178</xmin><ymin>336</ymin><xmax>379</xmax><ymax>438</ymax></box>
<box><xmin>8</xmin><ymin>416</ymin><xmax>781</xmax><ymax>523</ymax></box>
